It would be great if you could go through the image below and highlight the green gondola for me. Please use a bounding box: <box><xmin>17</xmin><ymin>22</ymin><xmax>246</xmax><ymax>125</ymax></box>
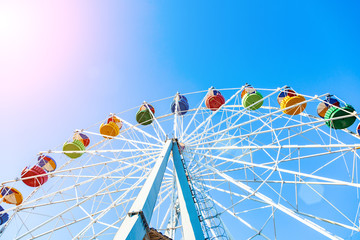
<box><xmin>136</xmin><ymin>109</ymin><xmax>154</xmax><ymax>125</ymax></box>
<box><xmin>324</xmin><ymin>104</ymin><xmax>356</xmax><ymax>129</ymax></box>
<box><xmin>63</xmin><ymin>139</ymin><xmax>86</xmax><ymax>159</ymax></box>
<box><xmin>242</xmin><ymin>91</ymin><xmax>263</xmax><ymax>110</ymax></box>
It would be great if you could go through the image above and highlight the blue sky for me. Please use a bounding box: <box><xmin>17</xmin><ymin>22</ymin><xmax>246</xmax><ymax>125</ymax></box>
<box><xmin>0</xmin><ymin>1</ymin><xmax>360</xmax><ymax>238</ymax></box>
<box><xmin>1</xmin><ymin>0</ymin><xmax>359</xmax><ymax>195</ymax></box>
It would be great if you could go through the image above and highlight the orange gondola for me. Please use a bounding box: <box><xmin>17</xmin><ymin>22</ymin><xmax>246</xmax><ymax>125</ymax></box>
<box><xmin>0</xmin><ymin>187</ymin><xmax>23</xmax><ymax>205</ymax></box>
<box><xmin>100</xmin><ymin>115</ymin><xmax>123</xmax><ymax>138</ymax></box>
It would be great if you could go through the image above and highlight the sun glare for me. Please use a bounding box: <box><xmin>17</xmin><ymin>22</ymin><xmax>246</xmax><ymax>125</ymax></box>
<box><xmin>0</xmin><ymin>1</ymin><xmax>85</xmax><ymax>106</ymax></box>
<box><xmin>0</xmin><ymin>3</ymin><xmax>34</xmax><ymax>47</ymax></box>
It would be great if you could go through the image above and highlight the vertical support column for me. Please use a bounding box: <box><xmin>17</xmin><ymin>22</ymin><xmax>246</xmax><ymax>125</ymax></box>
<box><xmin>114</xmin><ymin>140</ymin><xmax>173</xmax><ymax>240</ymax></box>
<box><xmin>172</xmin><ymin>141</ymin><xmax>205</xmax><ymax>240</ymax></box>
<box><xmin>164</xmin><ymin>200</ymin><xmax>180</xmax><ymax>239</ymax></box>
<box><xmin>165</xmin><ymin>177</ymin><xmax>180</xmax><ymax>239</ymax></box>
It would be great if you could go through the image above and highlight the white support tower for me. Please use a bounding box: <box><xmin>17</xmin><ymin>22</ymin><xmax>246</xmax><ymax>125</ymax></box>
<box><xmin>114</xmin><ymin>139</ymin><xmax>205</xmax><ymax>240</ymax></box>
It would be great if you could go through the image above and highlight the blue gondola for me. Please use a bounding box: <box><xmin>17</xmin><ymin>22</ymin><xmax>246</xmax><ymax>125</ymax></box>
<box><xmin>0</xmin><ymin>205</ymin><xmax>9</xmax><ymax>226</ymax></box>
<box><xmin>171</xmin><ymin>94</ymin><xmax>189</xmax><ymax>115</ymax></box>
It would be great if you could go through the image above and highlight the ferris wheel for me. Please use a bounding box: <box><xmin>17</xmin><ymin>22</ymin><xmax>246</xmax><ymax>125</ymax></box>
<box><xmin>1</xmin><ymin>85</ymin><xmax>360</xmax><ymax>240</ymax></box>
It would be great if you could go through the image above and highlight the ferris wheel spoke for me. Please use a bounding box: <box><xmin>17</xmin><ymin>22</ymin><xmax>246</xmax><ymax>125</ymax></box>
<box><xmin>194</xmin><ymin>147</ymin><xmax>357</xmax><ymax>187</ymax></box>
<box><xmin>201</xmin><ymin>191</ymin><xmax>272</xmax><ymax>240</ymax></box>
<box><xmin>185</xmin><ymin>87</ymin><xmax>286</xmax><ymax>145</ymax></box>
<box><xmin>52</xmin><ymin>156</ymin><xmax>155</xmax><ymax>189</ymax></box>
<box><xmin>185</xmin><ymin>109</ymin><xmax>245</xmax><ymax>145</ymax></box>
<box><xmin>159</xmin><ymin>201</ymin><xmax>172</xmax><ymax>231</ymax></box>
<box><xmin>24</xmin><ymin>204</ymin><xmax>128</xmax><ymax>240</ymax></box>
<box><xmin>17</xmin><ymin>173</ymin><xmax>147</xmax><ymax>240</ymax></box>
<box><xmin>39</xmin><ymin>148</ymin><xmax>161</xmax><ymax>155</ymax></box>
<box><xmin>49</xmin><ymin>151</ymin><xmax>158</xmax><ymax>178</ymax></box>
<box><xmin>202</xmin><ymin>183</ymin><xmax>266</xmax><ymax>206</ymax></box>
<box><xmin>140</xmin><ymin>103</ymin><xmax>167</xmax><ymax>142</ymax></box>
<box><xmin>188</xmin><ymin>134</ymin><xmax>282</xmax><ymax>178</ymax></box>
<box><xmin>217</xmin><ymin>173</ymin><xmax>359</xmax><ymax>234</ymax></box>
<box><xmin>307</xmin><ymin>150</ymin><xmax>353</xmax><ymax>182</ymax></box>
<box><xmin>270</xmin><ymin>114</ymin><xmax>350</xmax><ymax>147</ymax></box>
<box><xmin>203</xmin><ymin>178</ymin><xmax>355</xmax><ymax>186</ymax></box>
<box><xmin>30</xmin><ymin>140</ymin><xmax>156</xmax><ymax>197</ymax></box>
<box><xmin>297</xmin><ymin>211</ymin><xmax>359</xmax><ymax>232</ymax></box>
<box><xmin>187</xmin><ymin>87</ymin><xmax>283</xmax><ymax>145</ymax></box>
<box><xmin>254</xmin><ymin>206</ymin><xmax>278</xmax><ymax>240</ymax></box>
<box><xmin>173</xmin><ymin>113</ymin><xmax>178</xmax><ymax>138</ymax></box>
<box><xmin>194</xmin><ymin>158</ymin><xmax>344</xmax><ymax>240</ymax></box>
<box><xmin>17</xmin><ymin>205</ymin><xmax>114</xmax><ymax>239</ymax></box>
<box><xmin>187</xmin><ymin>93</ymin><xmax>329</xmax><ymax>147</ymax></box>
<box><xmin>72</xmin><ymin>177</ymin><xmax>146</xmax><ymax>239</ymax></box>
<box><xmin>152</xmin><ymin>184</ymin><xmax>173</xmax><ymax>230</ymax></box>
<box><xmin>231</xmin><ymin>108</ymin><xmax>282</xmax><ymax>149</ymax></box>
<box><xmin>190</xmin><ymin>150</ymin><xmax>264</xmax><ymax>180</ymax></box>
<box><xmin>182</xmin><ymin>92</ymin><xmax>207</xmax><ymax>140</ymax></box>
<box><xmin>107</xmin><ymin>128</ymin><xmax>164</xmax><ymax>170</ymax></box>
<box><xmin>119</xmin><ymin>118</ymin><xmax>164</xmax><ymax>144</ymax></box>
<box><xmin>17</xmin><ymin>189</ymin><xmax>140</xmax><ymax>211</ymax></box>
<box><xmin>7</xmin><ymin>155</ymin><xmax>156</xmax><ymax>215</ymax></box>
<box><xmin>187</xmin><ymin>133</ymin><xmax>265</xmax><ymax>176</ymax></box>
<box><xmin>75</xmin><ymin>158</ymin><xmax>153</xmax><ymax>199</ymax></box>
<box><xmin>154</xmin><ymin>183</ymin><xmax>173</xmax><ymax>212</ymax></box>
<box><xmin>188</xmin><ymin>114</ymin><xmax>257</xmax><ymax>155</ymax></box>
<box><xmin>184</xmin><ymin>88</ymin><xmax>245</xmax><ymax>142</ymax></box>
<box><xmin>198</xmin><ymin>161</ymin><xmax>279</xmax><ymax>210</ymax></box>
<box><xmin>189</xmin><ymin>117</ymin><xmax>327</xmax><ymax>149</ymax></box>
<box><xmin>193</xmin><ymin>144</ymin><xmax>360</xmax><ymax>151</ymax></box>
<box><xmin>83</xmin><ymin>130</ymin><xmax>162</xmax><ymax>148</ymax></box>
<box><xmin>89</xmin><ymin>218</ymin><xmax>124</xmax><ymax>240</ymax></box>
<box><xmin>2</xmin><ymin>150</ymin><xmax>98</xmax><ymax>204</ymax></box>
<box><xmin>191</xmin><ymin>157</ymin><xmax>354</xmax><ymax>228</ymax></box>
<box><xmin>192</xmin><ymin>151</ymin><xmax>360</xmax><ymax>190</ymax></box>
<box><xmin>13</xmin><ymin>211</ymin><xmax>34</xmax><ymax>239</ymax></box>
<box><xmin>205</xmin><ymin>164</ymin><xmax>359</xmax><ymax>232</ymax></box>
<box><xmin>189</xmin><ymin>156</ymin><xmax>279</xmax><ymax>239</ymax></box>
<box><xmin>185</xmin><ymin>92</ymin><xmax>246</xmax><ymax>143</ymax></box>
<box><xmin>265</xmin><ymin>107</ymin><xmax>360</xmax><ymax>144</ymax></box>
<box><xmin>298</xmin><ymin>176</ymin><xmax>357</xmax><ymax>228</ymax></box>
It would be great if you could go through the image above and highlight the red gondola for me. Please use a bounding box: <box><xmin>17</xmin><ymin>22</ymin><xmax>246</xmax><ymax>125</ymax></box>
<box><xmin>205</xmin><ymin>89</ymin><xmax>225</xmax><ymax>111</ymax></box>
<box><xmin>21</xmin><ymin>166</ymin><xmax>48</xmax><ymax>187</ymax></box>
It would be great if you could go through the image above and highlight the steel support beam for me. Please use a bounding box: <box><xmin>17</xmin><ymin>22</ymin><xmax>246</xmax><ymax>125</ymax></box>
<box><xmin>172</xmin><ymin>141</ymin><xmax>205</xmax><ymax>240</ymax></box>
<box><xmin>164</xmin><ymin>200</ymin><xmax>180</xmax><ymax>239</ymax></box>
<box><xmin>114</xmin><ymin>140</ymin><xmax>173</xmax><ymax>240</ymax></box>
